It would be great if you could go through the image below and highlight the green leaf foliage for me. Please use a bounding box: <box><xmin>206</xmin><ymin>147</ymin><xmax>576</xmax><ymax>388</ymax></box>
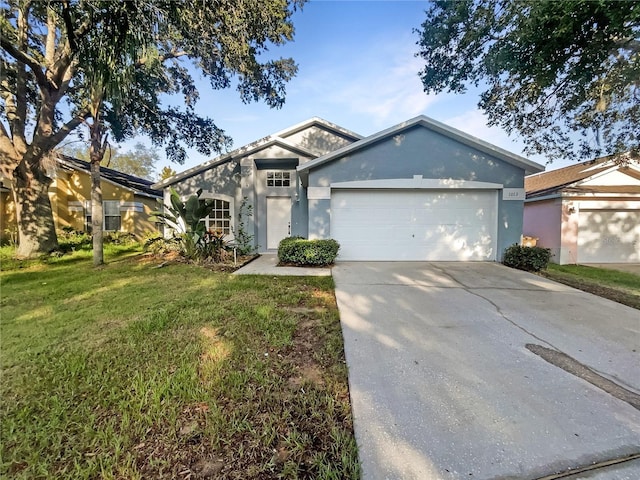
<box><xmin>61</xmin><ymin>143</ymin><xmax>159</xmax><ymax>179</ymax></box>
<box><xmin>152</xmin><ymin>188</ymin><xmax>216</xmax><ymax>236</ymax></box>
<box><xmin>503</xmin><ymin>244</ymin><xmax>552</xmax><ymax>272</ymax></box>
<box><xmin>416</xmin><ymin>0</ymin><xmax>640</xmax><ymax>163</ymax></box>
<box><xmin>278</xmin><ymin>237</ymin><xmax>340</xmax><ymax>266</ymax></box>
<box><xmin>2</xmin><ymin>0</ymin><xmax>306</xmax><ymax>256</ymax></box>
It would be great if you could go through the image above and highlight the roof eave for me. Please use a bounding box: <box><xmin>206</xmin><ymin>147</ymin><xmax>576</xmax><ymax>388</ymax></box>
<box><xmin>154</xmin><ymin>137</ymin><xmax>318</xmax><ymax>189</ymax></box>
<box><xmin>274</xmin><ymin>117</ymin><xmax>364</xmax><ymax>141</ymax></box>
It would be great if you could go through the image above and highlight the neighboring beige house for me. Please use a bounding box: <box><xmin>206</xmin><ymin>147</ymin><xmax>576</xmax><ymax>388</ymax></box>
<box><xmin>1</xmin><ymin>155</ymin><xmax>161</xmax><ymax>244</ymax></box>
<box><xmin>524</xmin><ymin>157</ymin><xmax>640</xmax><ymax>264</ymax></box>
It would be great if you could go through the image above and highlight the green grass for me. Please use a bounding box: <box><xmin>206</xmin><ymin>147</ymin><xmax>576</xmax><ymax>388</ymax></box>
<box><xmin>546</xmin><ymin>264</ymin><xmax>640</xmax><ymax>293</ymax></box>
<box><xmin>543</xmin><ymin>264</ymin><xmax>640</xmax><ymax>310</ymax></box>
<box><xmin>1</xmin><ymin>249</ymin><xmax>359</xmax><ymax>479</ymax></box>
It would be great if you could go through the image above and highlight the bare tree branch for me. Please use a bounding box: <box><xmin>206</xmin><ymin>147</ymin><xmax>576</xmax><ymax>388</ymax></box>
<box><xmin>45</xmin><ymin>8</ymin><xmax>57</xmax><ymax>68</ymax></box>
<box><xmin>0</xmin><ymin>38</ymin><xmax>49</xmax><ymax>89</ymax></box>
<box><xmin>45</xmin><ymin>112</ymin><xmax>89</xmax><ymax>151</ymax></box>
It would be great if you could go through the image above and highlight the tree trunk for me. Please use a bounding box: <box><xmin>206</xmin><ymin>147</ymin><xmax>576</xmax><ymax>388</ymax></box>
<box><xmin>90</xmin><ymin>160</ymin><xmax>103</xmax><ymax>266</ymax></box>
<box><xmin>13</xmin><ymin>159</ymin><xmax>58</xmax><ymax>258</ymax></box>
<box><xmin>89</xmin><ymin>109</ymin><xmax>109</xmax><ymax>267</ymax></box>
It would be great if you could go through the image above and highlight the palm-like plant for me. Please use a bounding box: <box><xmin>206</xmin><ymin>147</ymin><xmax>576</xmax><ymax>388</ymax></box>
<box><xmin>152</xmin><ymin>188</ymin><xmax>218</xmax><ymax>260</ymax></box>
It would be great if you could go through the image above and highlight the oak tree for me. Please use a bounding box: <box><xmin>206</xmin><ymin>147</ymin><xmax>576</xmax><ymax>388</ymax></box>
<box><xmin>1</xmin><ymin>0</ymin><xmax>303</xmax><ymax>258</ymax></box>
<box><xmin>416</xmin><ymin>0</ymin><xmax>639</xmax><ymax>163</ymax></box>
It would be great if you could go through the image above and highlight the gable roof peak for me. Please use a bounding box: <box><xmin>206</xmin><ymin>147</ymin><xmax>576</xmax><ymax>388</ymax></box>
<box><xmin>273</xmin><ymin>116</ymin><xmax>363</xmax><ymax>141</ymax></box>
<box><xmin>524</xmin><ymin>155</ymin><xmax>636</xmax><ymax>197</ymax></box>
<box><xmin>299</xmin><ymin>114</ymin><xmax>544</xmax><ymax>175</ymax></box>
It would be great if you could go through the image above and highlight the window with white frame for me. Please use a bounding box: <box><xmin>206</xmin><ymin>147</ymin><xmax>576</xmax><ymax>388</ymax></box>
<box><xmin>201</xmin><ymin>198</ymin><xmax>231</xmax><ymax>234</ymax></box>
<box><xmin>84</xmin><ymin>201</ymin><xmax>122</xmax><ymax>232</ymax></box>
<box><xmin>266</xmin><ymin>171</ymin><xmax>291</xmax><ymax>187</ymax></box>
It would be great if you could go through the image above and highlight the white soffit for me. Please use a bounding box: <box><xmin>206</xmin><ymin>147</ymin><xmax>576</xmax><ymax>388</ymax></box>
<box><xmin>330</xmin><ymin>178</ymin><xmax>503</xmax><ymax>190</ymax></box>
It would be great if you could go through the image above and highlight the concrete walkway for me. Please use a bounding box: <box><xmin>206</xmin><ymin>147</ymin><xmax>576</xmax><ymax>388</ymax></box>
<box><xmin>333</xmin><ymin>262</ymin><xmax>640</xmax><ymax>480</ymax></box>
<box><xmin>233</xmin><ymin>254</ymin><xmax>331</xmax><ymax>276</ymax></box>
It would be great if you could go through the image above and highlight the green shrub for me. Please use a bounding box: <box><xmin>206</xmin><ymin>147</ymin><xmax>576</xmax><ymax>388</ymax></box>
<box><xmin>278</xmin><ymin>237</ymin><xmax>340</xmax><ymax>266</ymax></box>
<box><xmin>232</xmin><ymin>196</ymin><xmax>257</xmax><ymax>255</ymax></box>
<box><xmin>201</xmin><ymin>229</ymin><xmax>230</xmax><ymax>262</ymax></box>
<box><xmin>104</xmin><ymin>231</ymin><xmax>137</xmax><ymax>245</ymax></box>
<box><xmin>143</xmin><ymin>234</ymin><xmax>181</xmax><ymax>256</ymax></box>
<box><xmin>57</xmin><ymin>227</ymin><xmax>91</xmax><ymax>252</ymax></box>
<box><xmin>503</xmin><ymin>244</ymin><xmax>552</xmax><ymax>272</ymax></box>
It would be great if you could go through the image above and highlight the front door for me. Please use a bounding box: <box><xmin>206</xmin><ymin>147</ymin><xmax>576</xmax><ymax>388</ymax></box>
<box><xmin>267</xmin><ymin>197</ymin><xmax>291</xmax><ymax>249</ymax></box>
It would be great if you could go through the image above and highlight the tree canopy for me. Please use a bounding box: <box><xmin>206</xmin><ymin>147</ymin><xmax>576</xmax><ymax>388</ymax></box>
<box><xmin>416</xmin><ymin>0</ymin><xmax>640</xmax><ymax>163</ymax></box>
<box><xmin>1</xmin><ymin>0</ymin><xmax>304</xmax><ymax>257</ymax></box>
<box><xmin>63</xmin><ymin>143</ymin><xmax>159</xmax><ymax>179</ymax></box>
<box><xmin>159</xmin><ymin>166</ymin><xmax>178</xmax><ymax>181</ymax></box>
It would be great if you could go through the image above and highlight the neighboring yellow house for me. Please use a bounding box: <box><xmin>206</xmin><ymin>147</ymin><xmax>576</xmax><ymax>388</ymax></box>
<box><xmin>1</xmin><ymin>155</ymin><xmax>161</xmax><ymax>244</ymax></box>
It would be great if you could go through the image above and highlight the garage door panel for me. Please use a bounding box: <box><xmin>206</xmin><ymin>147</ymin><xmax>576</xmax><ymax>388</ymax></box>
<box><xmin>331</xmin><ymin>190</ymin><xmax>498</xmax><ymax>261</ymax></box>
<box><xmin>577</xmin><ymin>210</ymin><xmax>640</xmax><ymax>263</ymax></box>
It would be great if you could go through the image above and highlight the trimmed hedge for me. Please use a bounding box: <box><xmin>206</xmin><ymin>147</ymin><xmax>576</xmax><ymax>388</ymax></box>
<box><xmin>278</xmin><ymin>237</ymin><xmax>340</xmax><ymax>266</ymax></box>
<box><xmin>503</xmin><ymin>244</ymin><xmax>552</xmax><ymax>272</ymax></box>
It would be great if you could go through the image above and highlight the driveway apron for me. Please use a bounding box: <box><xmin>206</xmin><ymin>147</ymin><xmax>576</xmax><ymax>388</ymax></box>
<box><xmin>332</xmin><ymin>262</ymin><xmax>640</xmax><ymax>480</ymax></box>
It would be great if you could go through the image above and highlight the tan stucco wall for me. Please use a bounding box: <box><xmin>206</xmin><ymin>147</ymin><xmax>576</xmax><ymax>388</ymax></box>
<box><xmin>0</xmin><ymin>168</ymin><xmax>159</xmax><ymax>241</ymax></box>
<box><xmin>0</xmin><ymin>190</ymin><xmax>17</xmax><ymax>244</ymax></box>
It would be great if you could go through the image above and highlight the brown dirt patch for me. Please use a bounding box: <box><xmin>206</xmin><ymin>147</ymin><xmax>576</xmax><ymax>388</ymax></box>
<box><xmin>128</xmin><ymin>286</ymin><xmax>353</xmax><ymax>479</ymax></box>
<box><xmin>540</xmin><ymin>271</ymin><xmax>640</xmax><ymax>310</ymax></box>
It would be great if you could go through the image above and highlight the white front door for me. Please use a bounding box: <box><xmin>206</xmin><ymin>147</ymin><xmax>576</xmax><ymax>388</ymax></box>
<box><xmin>267</xmin><ymin>197</ymin><xmax>291</xmax><ymax>249</ymax></box>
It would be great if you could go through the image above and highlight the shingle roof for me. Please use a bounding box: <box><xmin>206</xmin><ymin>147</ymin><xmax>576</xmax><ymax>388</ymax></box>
<box><xmin>525</xmin><ymin>158</ymin><xmax>609</xmax><ymax>197</ymax></box>
<box><xmin>57</xmin><ymin>155</ymin><xmax>161</xmax><ymax>199</ymax></box>
<box><xmin>525</xmin><ymin>156</ymin><xmax>640</xmax><ymax>198</ymax></box>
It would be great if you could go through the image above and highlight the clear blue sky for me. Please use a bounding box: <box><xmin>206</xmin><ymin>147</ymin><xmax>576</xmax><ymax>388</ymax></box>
<box><xmin>147</xmin><ymin>0</ymin><xmax>566</xmax><ymax>177</ymax></box>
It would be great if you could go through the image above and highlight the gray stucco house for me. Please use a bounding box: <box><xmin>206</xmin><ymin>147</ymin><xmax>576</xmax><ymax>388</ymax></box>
<box><xmin>153</xmin><ymin>116</ymin><xmax>544</xmax><ymax>261</ymax></box>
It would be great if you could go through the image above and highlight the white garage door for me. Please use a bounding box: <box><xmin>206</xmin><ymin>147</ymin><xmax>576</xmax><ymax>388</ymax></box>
<box><xmin>577</xmin><ymin>209</ymin><xmax>640</xmax><ymax>263</ymax></box>
<box><xmin>331</xmin><ymin>189</ymin><xmax>498</xmax><ymax>261</ymax></box>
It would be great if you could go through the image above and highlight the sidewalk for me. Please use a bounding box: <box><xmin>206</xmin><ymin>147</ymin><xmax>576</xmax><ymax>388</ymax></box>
<box><xmin>233</xmin><ymin>254</ymin><xmax>331</xmax><ymax>276</ymax></box>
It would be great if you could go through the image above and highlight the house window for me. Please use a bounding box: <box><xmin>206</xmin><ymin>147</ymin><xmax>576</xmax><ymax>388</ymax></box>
<box><xmin>201</xmin><ymin>199</ymin><xmax>231</xmax><ymax>234</ymax></box>
<box><xmin>104</xmin><ymin>201</ymin><xmax>121</xmax><ymax>231</ymax></box>
<box><xmin>267</xmin><ymin>171</ymin><xmax>291</xmax><ymax>187</ymax></box>
<box><xmin>84</xmin><ymin>201</ymin><xmax>121</xmax><ymax>232</ymax></box>
<box><xmin>84</xmin><ymin>201</ymin><xmax>92</xmax><ymax>233</ymax></box>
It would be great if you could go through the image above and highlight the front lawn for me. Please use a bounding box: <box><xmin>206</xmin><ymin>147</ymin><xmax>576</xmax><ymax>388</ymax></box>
<box><xmin>541</xmin><ymin>264</ymin><xmax>640</xmax><ymax>310</ymax></box>
<box><xmin>0</xmin><ymin>249</ymin><xmax>359</xmax><ymax>479</ymax></box>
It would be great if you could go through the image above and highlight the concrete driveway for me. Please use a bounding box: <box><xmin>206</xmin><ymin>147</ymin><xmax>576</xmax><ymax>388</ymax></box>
<box><xmin>333</xmin><ymin>262</ymin><xmax>640</xmax><ymax>480</ymax></box>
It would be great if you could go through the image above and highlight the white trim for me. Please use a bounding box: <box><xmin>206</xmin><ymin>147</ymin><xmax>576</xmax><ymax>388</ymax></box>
<box><xmin>329</xmin><ymin>178</ymin><xmax>503</xmax><ymax>190</ymax></box>
<box><xmin>526</xmin><ymin>192</ymin><xmax>640</xmax><ymax>203</ymax></box>
<box><xmin>307</xmin><ymin>186</ymin><xmax>331</xmax><ymax>199</ymax></box>
<box><xmin>120</xmin><ymin>202</ymin><xmax>144</xmax><ymax>213</ymax></box>
<box><xmin>68</xmin><ymin>200</ymin><xmax>84</xmax><ymax>212</ymax></box>
<box><xmin>272</xmin><ymin>116</ymin><xmax>363</xmax><ymax>142</ymax></box>
<box><xmin>197</xmin><ymin>192</ymin><xmax>235</xmax><ymax>239</ymax></box>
